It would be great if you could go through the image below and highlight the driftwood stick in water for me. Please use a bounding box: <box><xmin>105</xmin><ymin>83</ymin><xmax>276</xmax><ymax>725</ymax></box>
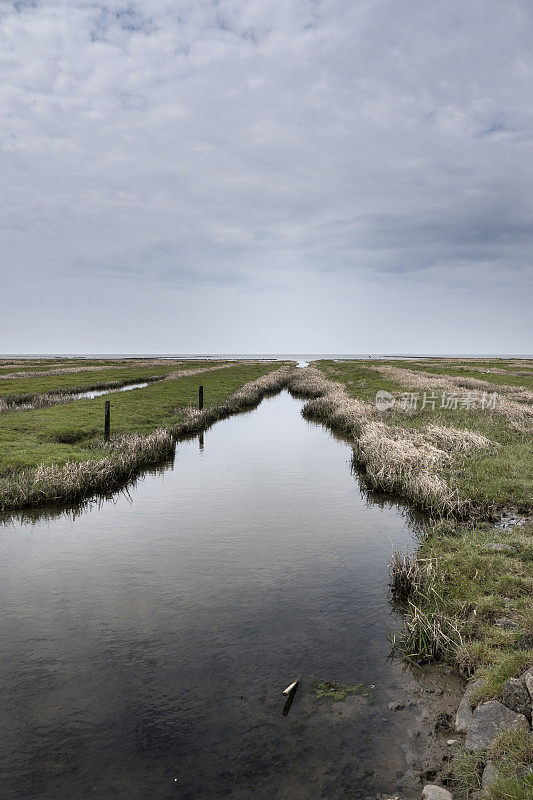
<box><xmin>282</xmin><ymin>676</ymin><xmax>301</xmax><ymax>717</ymax></box>
<box><xmin>282</xmin><ymin>675</ymin><xmax>301</xmax><ymax>696</ymax></box>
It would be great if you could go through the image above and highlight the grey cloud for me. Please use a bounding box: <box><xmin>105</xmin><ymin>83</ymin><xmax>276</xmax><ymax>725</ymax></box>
<box><xmin>0</xmin><ymin>0</ymin><xmax>531</xmax><ymax>352</ymax></box>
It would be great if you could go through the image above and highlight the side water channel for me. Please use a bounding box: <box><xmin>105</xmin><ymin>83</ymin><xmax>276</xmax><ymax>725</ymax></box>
<box><xmin>0</xmin><ymin>391</ymin><xmax>462</xmax><ymax>800</ymax></box>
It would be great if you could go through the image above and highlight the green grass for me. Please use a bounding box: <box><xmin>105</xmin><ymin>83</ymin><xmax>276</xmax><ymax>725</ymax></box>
<box><xmin>486</xmin><ymin>774</ymin><xmax>533</xmax><ymax>800</ymax></box>
<box><xmin>391</xmin><ymin>519</ymin><xmax>531</xmax><ymax>800</ymax></box>
<box><xmin>449</xmin><ymin>728</ymin><xmax>533</xmax><ymax>799</ymax></box>
<box><xmin>412</xmin><ymin>521</ymin><xmax>533</xmax><ymax>692</ymax></box>
<box><xmin>447</xmin><ymin>747</ymin><xmax>484</xmax><ymax>797</ymax></box>
<box><xmin>450</xmin><ymin>444</ymin><xmax>533</xmax><ymax>513</ymax></box>
<box><xmin>0</xmin><ymin>362</ymin><xmax>289</xmax><ymax>475</ymax></box>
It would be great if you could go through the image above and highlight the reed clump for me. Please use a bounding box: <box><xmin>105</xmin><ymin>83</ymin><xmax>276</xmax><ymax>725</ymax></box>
<box><xmin>0</xmin><ymin>391</ymin><xmax>74</xmax><ymax>413</ymax></box>
<box><xmin>352</xmin><ymin>420</ymin><xmax>464</xmax><ymax>515</ymax></box>
<box><xmin>389</xmin><ymin>549</ymin><xmax>441</xmax><ymax>604</ymax></box>
<box><xmin>389</xmin><ymin>601</ymin><xmax>465</xmax><ymax>662</ymax></box>
<box><xmin>389</xmin><ymin>548</ymin><xmax>464</xmax><ymax>662</ymax></box>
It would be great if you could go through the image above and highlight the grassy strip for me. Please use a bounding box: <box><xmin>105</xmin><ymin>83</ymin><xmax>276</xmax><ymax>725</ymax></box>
<box><xmin>0</xmin><ymin>376</ymin><xmax>165</xmax><ymax>413</ymax></box>
<box><xmin>371</xmin><ymin>364</ymin><xmax>533</xmax><ymax>412</ymax></box>
<box><xmin>312</xmin><ymin>360</ymin><xmax>532</xmax><ymax>514</ymax></box>
<box><xmin>0</xmin><ymin>363</ymin><xmax>291</xmax><ymax>475</ymax></box>
<box><xmin>0</xmin><ymin>360</ymin><xmax>218</xmax><ymax>395</ymax></box>
<box><xmin>0</xmin><ymin>365</ymin><xmax>294</xmax><ymax>511</ymax></box>
<box><xmin>287</xmin><ymin>367</ymin><xmax>492</xmax><ymax>517</ymax></box>
<box><xmin>0</xmin><ymin>363</ymin><xmax>238</xmax><ymax>414</ymax></box>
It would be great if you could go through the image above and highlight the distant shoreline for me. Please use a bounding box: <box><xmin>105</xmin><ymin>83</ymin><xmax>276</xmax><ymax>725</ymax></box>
<box><xmin>1</xmin><ymin>352</ymin><xmax>532</xmax><ymax>360</ymax></box>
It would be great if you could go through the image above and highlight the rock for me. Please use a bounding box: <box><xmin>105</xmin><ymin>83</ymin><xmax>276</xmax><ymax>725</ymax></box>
<box><xmin>524</xmin><ymin>672</ymin><xmax>533</xmax><ymax>701</ymax></box>
<box><xmin>494</xmin><ymin>617</ymin><xmax>519</xmax><ymax>630</ymax></box>
<box><xmin>465</xmin><ymin>700</ymin><xmax>529</xmax><ymax>751</ymax></box>
<box><xmin>482</xmin><ymin>760</ymin><xmax>498</xmax><ymax>788</ymax></box>
<box><xmin>519</xmin><ymin>667</ymin><xmax>533</xmax><ymax>689</ymax></box>
<box><xmin>483</xmin><ymin>542</ymin><xmax>517</xmax><ymax>553</ymax></box>
<box><xmin>421</xmin><ymin>785</ymin><xmax>453</xmax><ymax>800</ymax></box>
<box><xmin>502</xmin><ymin>678</ymin><xmax>531</xmax><ymax>720</ymax></box>
<box><xmin>388</xmin><ymin>700</ymin><xmax>405</xmax><ymax>711</ymax></box>
<box><xmin>455</xmin><ymin>679</ymin><xmax>483</xmax><ymax>733</ymax></box>
<box><xmin>446</xmin><ymin>739</ymin><xmax>457</xmax><ymax>745</ymax></box>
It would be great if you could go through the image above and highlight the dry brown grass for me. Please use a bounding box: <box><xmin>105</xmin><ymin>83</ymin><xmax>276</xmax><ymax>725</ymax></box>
<box><xmin>164</xmin><ymin>362</ymin><xmax>236</xmax><ymax>379</ymax></box>
<box><xmin>466</xmin><ymin>366</ymin><xmax>533</xmax><ymax>377</ymax></box>
<box><xmin>374</xmin><ymin>365</ymin><xmax>533</xmax><ymax>429</ymax></box>
<box><xmin>0</xmin><ymin>363</ymin><xmax>138</xmax><ymax>379</ymax></box>
<box><xmin>352</xmin><ymin>420</ymin><xmax>464</xmax><ymax>514</ymax></box>
<box><xmin>390</xmin><ymin>549</ymin><xmax>441</xmax><ymax>603</ymax></box>
<box><xmin>424</xmin><ymin>424</ymin><xmax>495</xmax><ymax>453</ymax></box>
<box><xmin>288</xmin><ymin>367</ymin><xmax>375</xmax><ymax>435</ymax></box>
<box><xmin>0</xmin><ymin>392</ymin><xmax>75</xmax><ymax>414</ymax></box>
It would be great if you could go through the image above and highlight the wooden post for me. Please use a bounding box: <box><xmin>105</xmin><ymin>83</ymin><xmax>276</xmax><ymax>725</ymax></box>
<box><xmin>199</xmin><ymin>385</ymin><xmax>203</xmax><ymax>410</ymax></box>
<box><xmin>104</xmin><ymin>400</ymin><xmax>110</xmax><ymax>441</ymax></box>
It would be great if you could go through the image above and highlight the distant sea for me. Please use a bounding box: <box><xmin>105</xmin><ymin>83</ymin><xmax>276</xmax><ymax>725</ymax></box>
<box><xmin>2</xmin><ymin>353</ymin><xmax>531</xmax><ymax>361</ymax></box>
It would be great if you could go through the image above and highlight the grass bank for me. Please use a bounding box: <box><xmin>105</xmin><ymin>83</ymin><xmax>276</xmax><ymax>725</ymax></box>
<box><xmin>311</xmin><ymin>360</ymin><xmax>532</xmax><ymax>516</ymax></box>
<box><xmin>0</xmin><ymin>362</ymin><xmax>294</xmax><ymax>510</ymax></box>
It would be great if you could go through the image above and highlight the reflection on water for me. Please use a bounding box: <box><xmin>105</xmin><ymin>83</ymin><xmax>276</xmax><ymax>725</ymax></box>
<box><xmin>1</xmin><ymin>392</ymin><xmax>424</xmax><ymax>799</ymax></box>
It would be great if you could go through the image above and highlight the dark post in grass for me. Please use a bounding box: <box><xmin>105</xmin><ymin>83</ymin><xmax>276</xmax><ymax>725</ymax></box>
<box><xmin>199</xmin><ymin>385</ymin><xmax>204</xmax><ymax>410</ymax></box>
<box><xmin>104</xmin><ymin>400</ymin><xmax>110</xmax><ymax>442</ymax></box>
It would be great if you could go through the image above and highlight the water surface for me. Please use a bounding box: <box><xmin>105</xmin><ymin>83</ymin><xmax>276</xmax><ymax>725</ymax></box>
<box><xmin>77</xmin><ymin>381</ymin><xmax>150</xmax><ymax>399</ymax></box>
<box><xmin>1</xmin><ymin>391</ymin><xmax>424</xmax><ymax>799</ymax></box>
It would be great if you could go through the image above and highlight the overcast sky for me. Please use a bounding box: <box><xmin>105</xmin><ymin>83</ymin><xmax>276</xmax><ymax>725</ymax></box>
<box><xmin>1</xmin><ymin>0</ymin><xmax>532</xmax><ymax>354</ymax></box>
